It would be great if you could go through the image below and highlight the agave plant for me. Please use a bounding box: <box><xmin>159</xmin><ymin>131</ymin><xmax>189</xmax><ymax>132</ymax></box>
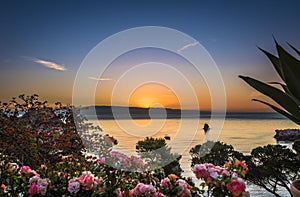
<box><xmin>239</xmin><ymin>40</ymin><xmax>300</xmax><ymax>125</ymax></box>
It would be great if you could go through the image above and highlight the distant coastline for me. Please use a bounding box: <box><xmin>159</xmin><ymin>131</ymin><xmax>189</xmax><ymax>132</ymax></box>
<box><xmin>79</xmin><ymin>106</ymin><xmax>286</xmax><ymax>120</ymax></box>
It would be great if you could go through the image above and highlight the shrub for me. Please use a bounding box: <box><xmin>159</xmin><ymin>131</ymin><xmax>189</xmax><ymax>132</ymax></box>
<box><xmin>137</xmin><ymin>137</ymin><xmax>182</xmax><ymax>177</ymax></box>
<box><xmin>189</xmin><ymin>141</ymin><xmax>245</xmax><ymax>167</ymax></box>
<box><xmin>246</xmin><ymin>144</ymin><xmax>300</xmax><ymax>197</ymax></box>
<box><xmin>0</xmin><ymin>94</ymin><xmax>112</xmax><ymax>169</ymax></box>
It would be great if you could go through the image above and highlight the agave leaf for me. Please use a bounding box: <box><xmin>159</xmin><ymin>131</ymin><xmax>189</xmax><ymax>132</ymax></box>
<box><xmin>268</xmin><ymin>82</ymin><xmax>289</xmax><ymax>93</ymax></box>
<box><xmin>253</xmin><ymin>99</ymin><xmax>300</xmax><ymax>125</ymax></box>
<box><xmin>239</xmin><ymin>75</ymin><xmax>300</xmax><ymax>119</ymax></box>
<box><xmin>259</xmin><ymin>47</ymin><xmax>284</xmax><ymax>81</ymax></box>
<box><xmin>276</xmin><ymin>43</ymin><xmax>300</xmax><ymax>101</ymax></box>
<box><xmin>269</xmin><ymin>82</ymin><xmax>300</xmax><ymax>105</ymax></box>
<box><xmin>287</xmin><ymin>42</ymin><xmax>300</xmax><ymax>56</ymax></box>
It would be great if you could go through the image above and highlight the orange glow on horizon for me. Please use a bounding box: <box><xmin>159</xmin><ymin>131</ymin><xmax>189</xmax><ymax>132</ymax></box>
<box><xmin>129</xmin><ymin>83</ymin><xmax>180</xmax><ymax>109</ymax></box>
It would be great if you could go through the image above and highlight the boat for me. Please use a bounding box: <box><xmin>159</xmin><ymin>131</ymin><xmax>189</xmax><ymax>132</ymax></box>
<box><xmin>203</xmin><ymin>123</ymin><xmax>210</xmax><ymax>133</ymax></box>
<box><xmin>164</xmin><ymin>135</ymin><xmax>171</xmax><ymax>140</ymax></box>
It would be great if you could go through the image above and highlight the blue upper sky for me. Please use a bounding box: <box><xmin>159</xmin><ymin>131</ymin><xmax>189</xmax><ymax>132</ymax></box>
<box><xmin>1</xmin><ymin>0</ymin><xmax>300</xmax><ymax>111</ymax></box>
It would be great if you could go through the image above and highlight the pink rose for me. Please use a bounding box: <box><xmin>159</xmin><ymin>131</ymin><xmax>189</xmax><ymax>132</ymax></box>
<box><xmin>154</xmin><ymin>192</ymin><xmax>164</xmax><ymax>197</ymax></box>
<box><xmin>28</xmin><ymin>182</ymin><xmax>39</xmax><ymax>196</ymax></box>
<box><xmin>20</xmin><ymin>166</ymin><xmax>31</xmax><ymax>173</ymax></box>
<box><xmin>160</xmin><ymin>177</ymin><xmax>170</xmax><ymax>187</ymax></box>
<box><xmin>227</xmin><ymin>179</ymin><xmax>246</xmax><ymax>197</ymax></box>
<box><xmin>133</xmin><ymin>183</ymin><xmax>156</xmax><ymax>196</ymax></box>
<box><xmin>193</xmin><ymin>164</ymin><xmax>209</xmax><ymax>179</ymax></box>
<box><xmin>131</xmin><ymin>155</ymin><xmax>144</xmax><ymax>167</ymax></box>
<box><xmin>77</xmin><ymin>171</ymin><xmax>94</xmax><ymax>190</ymax></box>
<box><xmin>221</xmin><ymin>169</ymin><xmax>230</xmax><ymax>177</ymax></box>
<box><xmin>68</xmin><ymin>178</ymin><xmax>80</xmax><ymax>194</ymax></box>
<box><xmin>29</xmin><ymin>175</ymin><xmax>40</xmax><ymax>184</ymax></box>
<box><xmin>97</xmin><ymin>157</ymin><xmax>105</xmax><ymax>164</ymax></box>
<box><xmin>93</xmin><ymin>176</ymin><xmax>103</xmax><ymax>190</ymax></box>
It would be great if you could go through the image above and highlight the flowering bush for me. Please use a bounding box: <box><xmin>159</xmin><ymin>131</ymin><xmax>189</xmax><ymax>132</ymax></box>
<box><xmin>160</xmin><ymin>174</ymin><xmax>193</xmax><ymax>197</ymax></box>
<box><xmin>0</xmin><ymin>152</ymin><xmax>197</xmax><ymax>196</ymax></box>
<box><xmin>193</xmin><ymin>160</ymin><xmax>249</xmax><ymax>197</ymax></box>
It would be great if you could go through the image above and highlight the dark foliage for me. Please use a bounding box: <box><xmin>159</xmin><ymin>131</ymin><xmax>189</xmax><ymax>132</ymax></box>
<box><xmin>189</xmin><ymin>141</ymin><xmax>245</xmax><ymax>167</ymax></box>
<box><xmin>137</xmin><ymin>137</ymin><xmax>182</xmax><ymax>176</ymax></box>
<box><xmin>246</xmin><ymin>144</ymin><xmax>299</xmax><ymax>197</ymax></box>
<box><xmin>0</xmin><ymin>95</ymin><xmax>109</xmax><ymax>169</ymax></box>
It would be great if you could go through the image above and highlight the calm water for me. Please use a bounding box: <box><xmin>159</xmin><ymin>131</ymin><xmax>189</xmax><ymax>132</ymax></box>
<box><xmin>88</xmin><ymin>115</ymin><xmax>299</xmax><ymax>196</ymax></box>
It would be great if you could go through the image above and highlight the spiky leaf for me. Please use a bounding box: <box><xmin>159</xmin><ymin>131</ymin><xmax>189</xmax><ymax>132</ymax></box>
<box><xmin>252</xmin><ymin>99</ymin><xmax>300</xmax><ymax>125</ymax></box>
<box><xmin>269</xmin><ymin>82</ymin><xmax>300</xmax><ymax>105</ymax></box>
<box><xmin>239</xmin><ymin>75</ymin><xmax>300</xmax><ymax>119</ymax></box>
<box><xmin>287</xmin><ymin>42</ymin><xmax>300</xmax><ymax>56</ymax></box>
<box><xmin>259</xmin><ymin>47</ymin><xmax>284</xmax><ymax>81</ymax></box>
<box><xmin>276</xmin><ymin>43</ymin><xmax>300</xmax><ymax>101</ymax></box>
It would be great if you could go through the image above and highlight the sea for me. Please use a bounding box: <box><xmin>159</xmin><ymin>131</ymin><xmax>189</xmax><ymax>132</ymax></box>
<box><xmin>87</xmin><ymin>112</ymin><xmax>299</xmax><ymax>197</ymax></box>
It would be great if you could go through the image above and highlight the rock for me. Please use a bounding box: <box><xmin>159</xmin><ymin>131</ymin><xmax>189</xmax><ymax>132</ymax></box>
<box><xmin>274</xmin><ymin>129</ymin><xmax>300</xmax><ymax>141</ymax></box>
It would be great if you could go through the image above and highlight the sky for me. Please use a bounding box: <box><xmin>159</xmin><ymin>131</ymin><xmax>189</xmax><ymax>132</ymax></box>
<box><xmin>1</xmin><ymin>0</ymin><xmax>300</xmax><ymax>112</ymax></box>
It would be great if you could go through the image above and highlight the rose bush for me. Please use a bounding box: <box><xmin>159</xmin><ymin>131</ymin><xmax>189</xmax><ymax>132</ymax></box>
<box><xmin>0</xmin><ymin>150</ymin><xmax>249</xmax><ymax>197</ymax></box>
<box><xmin>0</xmin><ymin>154</ymin><xmax>184</xmax><ymax>196</ymax></box>
<box><xmin>193</xmin><ymin>160</ymin><xmax>249</xmax><ymax>197</ymax></box>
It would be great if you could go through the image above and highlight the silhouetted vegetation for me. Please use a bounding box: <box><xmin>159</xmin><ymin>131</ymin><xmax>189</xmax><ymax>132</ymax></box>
<box><xmin>240</xmin><ymin>41</ymin><xmax>300</xmax><ymax>125</ymax></box>
<box><xmin>190</xmin><ymin>141</ymin><xmax>245</xmax><ymax>167</ymax></box>
<box><xmin>190</xmin><ymin>141</ymin><xmax>300</xmax><ymax>196</ymax></box>
<box><xmin>0</xmin><ymin>94</ymin><xmax>111</xmax><ymax>169</ymax></box>
<box><xmin>137</xmin><ymin>137</ymin><xmax>182</xmax><ymax>176</ymax></box>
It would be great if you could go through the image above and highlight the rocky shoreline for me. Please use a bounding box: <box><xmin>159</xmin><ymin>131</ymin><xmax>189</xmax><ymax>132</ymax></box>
<box><xmin>274</xmin><ymin>129</ymin><xmax>300</xmax><ymax>141</ymax></box>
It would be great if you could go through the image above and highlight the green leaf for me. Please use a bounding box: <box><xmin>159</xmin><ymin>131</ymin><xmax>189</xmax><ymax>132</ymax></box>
<box><xmin>269</xmin><ymin>82</ymin><xmax>300</xmax><ymax>105</ymax></box>
<box><xmin>268</xmin><ymin>82</ymin><xmax>289</xmax><ymax>93</ymax></box>
<box><xmin>252</xmin><ymin>99</ymin><xmax>300</xmax><ymax>125</ymax></box>
<box><xmin>287</xmin><ymin>42</ymin><xmax>300</xmax><ymax>56</ymax></box>
<box><xmin>276</xmin><ymin>43</ymin><xmax>300</xmax><ymax>101</ymax></box>
<box><xmin>259</xmin><ymin>47</ymin><xmax>284</xmax><ymax>81</ymax></box>
<box><xmin>239</xmin><ymin>75</ymin><xmax>300</xmax><ymax>119</ymax></box>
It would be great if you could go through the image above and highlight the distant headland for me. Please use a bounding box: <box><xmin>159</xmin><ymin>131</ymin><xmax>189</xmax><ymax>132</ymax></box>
<box><xmin>79</xmin><ymin>106</ymin><xmax>286</xmax><ymax>120</ymax></box>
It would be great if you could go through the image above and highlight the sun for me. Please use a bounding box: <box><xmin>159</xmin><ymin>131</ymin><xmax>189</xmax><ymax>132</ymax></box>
<box><xmin>129</xmin><ymin>83</ymin><xmax>179</xmax><ymax>109</ymax></box>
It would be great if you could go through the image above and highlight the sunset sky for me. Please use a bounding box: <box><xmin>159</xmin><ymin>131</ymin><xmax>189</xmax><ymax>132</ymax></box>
<box><xmin>1</xmin><ymin>0</ymin><xmax>300</xmax><ymax>112</ymax></box>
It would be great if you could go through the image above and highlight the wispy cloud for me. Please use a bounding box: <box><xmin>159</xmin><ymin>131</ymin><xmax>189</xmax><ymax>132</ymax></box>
<box><xmin>88</xmin><ymin>76</ymin><xmax>114</xmax><ymax>81</ymax></box>
<box><xmin>31</xmin><ymin>58</ymin><xmax>66</xmax><ymax>71</ymax></box>
<box><xmin>177</xmin><ymin>41</ymin><xmax>199</xmax><ymax>52</ymax></box>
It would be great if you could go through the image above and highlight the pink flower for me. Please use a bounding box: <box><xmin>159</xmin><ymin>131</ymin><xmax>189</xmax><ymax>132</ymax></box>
<box><xmin>193</xmin><ymin>164</ymin><xmax>209</xmax><ymax>179</ymax></box>
<box><xmin>38</xmin><ymin>186</ymin><xmax>47</xmax><ymax>196</ymax></box>
<box><xmin>77</xmin><ymin>171</ymin><xmax>94</xmax><ymax>190</ymax></box>
<box><xmin>28</xmin><ymin>182</ymin><xmax>39</xmax><ymax>196</ymax></box>
<box><xmin>207</xmin><ymin>167</ymin><xmax>219</xmax><ymax>179</ymax></box>
<box><xmin>19</xmin><ymin>166</ymin><xmax>39</xmax><ymax>176</ymax></box>
<box><xmin>29</xmin><ymin>175</ymin><xmax>40</xmax><ymax>184</ymax></box>
<box><xmin>115</xmin><ymin>188</ymin><xmax>126</xmax><ymax>197</ymax></box>
<box><xmin>177</xmin><ymin>184</ymin><xmax>192</xmax><ymax>197</ymax></box>
<box><xmin>154</xmin><ymin>192</ymin><xmax>165</xmax><ymax>197</ymax></box>
<box><xmin>97</xmin><ymin>157</ymin><xmax>106</xmax><ymax>164</ymax></box>
<box><xmin>93</xmin><ymin>176</ymin><xmax>103</xmax><ymax>190</ymax></box>
<box><xmin>131</xmin><ymin>155</ymin><xmax>144</xmax><ymax>168</ymax></box>
<box><xmin>132</xmin><ymin>183</ymin><xmax>156</xmax><ymax>196</ymax></box>
<box><xmin>176</xmin><ymin>179</ymin><xmax>192</xmax><ymax>197</ymax></box>
<box><xmin>110</xmin><ymin>151</ymin><xmax>131</xmax><ymax>168</ymax></box>
<box><xmin>37</xmin><ymin>178</ymin><xmax>49</xmax><ymax>188</ymax></box>
<box><xmin>104</xmin><ymin>135</ymin><xmax>117</xmax><ymax>146</ymax></box>
<box><xmin>68</xmin><ymin>178</ymin><xmax>80</xmax><ymax>194</ymax></box>
<box><xmin>160</xmin><ymin>177</ymin><xmax>170</xmax><ymax>187</ymax></box>
<box><xmin>227</xmin><ymin>179</ymin><xmax>246</xmax><ymax>197</ymax></box>
<box><xmin>221</xmin><ymin>168</ymin><xmax>230</xmax><ymax>178</ymax></box>
<box><xmin>19</xmin><ymin>166</ymin><xmax>31</xmax><ymax>173</ymax></box>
